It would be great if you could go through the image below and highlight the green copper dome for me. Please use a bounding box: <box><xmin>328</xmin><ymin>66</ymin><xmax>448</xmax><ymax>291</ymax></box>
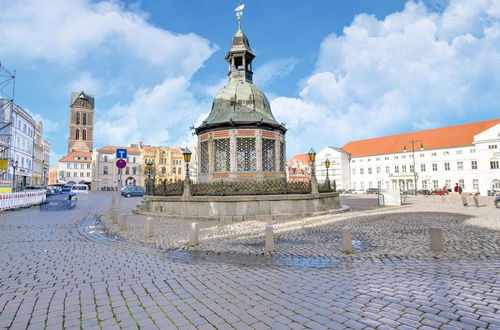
<box><xmin>195</xmin><ymin>28</ymin><xmax>286</xmax><ymax>134</ymax></box>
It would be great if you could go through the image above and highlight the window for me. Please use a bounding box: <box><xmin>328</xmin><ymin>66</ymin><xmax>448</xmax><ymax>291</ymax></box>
<box><xmin>104</xmin><ymin>155</ymin><xmax>108</xmax><ymax>162</ymax></box>
<box><xmin>75</xmin><ymin>129</ymin><xmax>79</xmax><ymax>140</ymax></box>
<box><xmin>422</xmin><ymin>180</ymin><xmax>428</xmax><ymax>189</ymax></box>
<box><xmin>87</xmin><ymin>164</ymin><xmax>90</xmax><ymax>169</ymax></box>
<box><xmin>83</xmin><ymin>113</ymin><xmax>87</xmax><ymax>125</ymax></box>
<box><xmin>82</xmin><ymin>129</ymin><xmax>87</xmax><ymax>140</ymax></box>
<box><xmin>420</xmin><ymin>153</ymin><xmax>425</xmax><ymax>157</ymax></box>
<box><xmin>457</xmin><ymin>161</ymin><xmax>463</xmax><ymax>171</ymax></box>
<box><xmin>133</xmin><ymin>167</ymin><xmax>137</xmax><ymax>175</ymax></box>
<box><xmin>394</xmin><ymin>166</ymin><xmax>399</xmax><ymax>173</ymax></box>
<box><xmin>443</xmin><ymin>151</ymin><xmax>449</xmax><ymax>155</ymax></box>
<box><xmin>421</xmin><ymin>164</ymin><xmax>426</xmax><ymax>172</ymax></box>
<box><xmin>214</xmin><ymin>139</ymin><xmax>231</xmax><ymax>172</ymax></box>
<box><xmin>67</xmin><ymin>163</ymin><xmax>71</xmax><ymax>169</ymax></box>
<box><xmin>375</xmin><ymin>158</ymin><xmax>380</xmax><ymax>161</ymax></box>
<box><xmin>402</xmin><ymin>155</ymin><xmax>406</xmax><ymax>159</ymax></box>
<box><xmin>352</xmin><ymin>182</ymin><xmax>357</xmax><ymax>190</ymax></box>
<box><xmin>76</xmin><ymin>112</ymin><xmax>80</xmax><ymax>125</ymax></box>
<box><xmin>178</xmin><ymin>167</ymin><xmax>182</xmax><ymax>175</ymax></box>
<box><xmin>173</xmin><ymin>167</ymin><xmax>176</xmax><ymax>174</ymax></box>
<box><xmin>103</xmin><ymin>166</ymin><xmax>108</xmax><ymax>175</ymax></box>
<box><xmin>133</xmin><ymin>157</ymin><xmax>136</xmax><ymax>163</ymax></box>
<box><xmin>385</xmin><ymin>166</ymin><xmax>390</xmax><ymax>173</ymax></box>
<box><xmin>385</xmin><ymin>157</ymin><xmax>389</xmax><ymax>160</ymax></box>
<box><xmin>432</xmin><ymin>163</ymin><xmax>437</xmax><ymax>171</ymax></box>
<box><xmin>433</xmin><ymin>180</ymin><xmax>439</xmax><ymax>189</ymax></box>
<box><xmin>200</xmin><ymin>141</ymin><xmax>209</xmax><ymax>174</ymax></box>
<box><xmin>459</xmin><ymin>179</ymin><xmax>465</xmax><ymax>188</ymax></box>
<box><xmin>431</xmin><ymin>152</ymin><xmax>437</xmax><ymax>156</ymax></box>
<box><xmin>368</xmin><ymin>181</ymin><xmax>373</xmax><ymax>188</ymax></box>
<box><xmin>444</xmin><ymin>163</ymin><xmax>450</xmax><ymax>171</ymax></box>
<box><xmin>87</xmin><ymin>172</ymin><xmax>90</xmax><ymax>177</ymax></box>
<box><xmin>410</xmin><ymin>164</ymin><xmax>414</xmax><ymax>172</ymax></box>
<box><xmin>473</xmin><ymin>179</ymin><xmax>479</xmax><ymax>189</ymax></box>
<box><xmin>161</xmin><ymin>167</ymin><xmax>166</xmax><ymax>174</ymax></box>
<box><xmin>360</xmin><ymin>168</ymin><xmax>364</xmax><ymax>175</ymax></box>
<box><xmin>491</xmin><ymin>160</ymin><xmax>499</xmax><ymax>169</ymax></box>
<box><xmin>456</xmin><ymin>150</ymin><xmax>462</xmax><ymax>154</ymax></box>
<box><xmin>470</xmin><ymin>149</ymin><xmax>476</xmax><ymax>153</ymax></box>
<box><xmin>488</xmin><ymin>144</ymin><xmax>498</xmax><ymax>149</ymax></box>
<box><xmin>376</xmin><ymin>167</ymin><xmax>380</xmax><ymax>174</ymax></box>
<box><xmin>66</xmin><ymin>172</ymin><xmax>70</xmax><ymax>177</ymax></box>
<box><xmin>262</xmin><ymin>139</ymin><xmax>276</xmax><ymax>172</ymax></box>
<box><xmin>80</xmin><ymin>163</ymin><xmax>84</xmax><ymax>169</ymax></box>
<box><xmin>368</xmin><ymin>168</ymin><xmax>372</xmax><ymax>174</ymax></box>
<box><xmin>394</xmin><ymin>156</ymin><xmax>398</xmax><ymax>159</ymax></box>
<box><xmin>80</xmin><ymin>172</ymin><xmax>84</xmax><ymax>177</ymax></box>
<box><xmin>125</xmin><ymin>167</ymin><xmax>129</xmax><ymax>175</ymax></box>
<box><xmin>237</xmin><ymin>138</ymin><xmax>256</xmax><ymax>171</ymax></box>
<box><xmin>471</xmin><ymin>160</ymin><xmax>477</xmax><ymax>170</ymax></box>
<box><xmin>360</xmin><ymin>182</ymin><xmax>365</xmax><ymax>190</ymax></box>
<box><xmin>402</xmin><ymin>165</ymin><xmax>407</xmax><ymax>173</ymax></box>
<box><xmin>367</xmin><ymin>158</ymin><xmax>371</xmax><ymax>162</ymax></box>
<box><xmin>352</xmin><ymin>168</ymin><xmax>356</xmax><ymax>175</ymax></box>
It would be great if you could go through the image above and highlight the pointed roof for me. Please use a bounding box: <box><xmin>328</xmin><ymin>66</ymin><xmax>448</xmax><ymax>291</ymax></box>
<box><xmin>228</xmin><ymin>28</ymin><xmax>254</xmax><ymax>55</ymax></box>
<box><xmin>70</xmin><ymin>91</ymin><xmax>94</xmax><ymax>107</ymax></box>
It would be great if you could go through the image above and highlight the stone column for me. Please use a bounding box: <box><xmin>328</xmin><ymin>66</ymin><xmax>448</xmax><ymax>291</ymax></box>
<box><xmin>230</xmin><ymin>129</ymin><xmax>237</xmax><ymax>179</ymax></box>
<box><xmin>208</xmin><ymin>133</ymin><xmax>214</xmax><ymax>181</ymax></box>
<box><xmin>275</xmin><ymin>134</ymin><xmax>281</xmax><ymax>174</ymax></box>
<box><xmin>256</xmin><ymin>130</ymin><xmax>263</xmax><ymax>177</ymax></box>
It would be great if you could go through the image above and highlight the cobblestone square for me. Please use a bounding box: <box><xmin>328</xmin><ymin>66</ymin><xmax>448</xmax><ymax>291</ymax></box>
<box><xmin>0</xmin><ymin>192</ymin><xmax>499</xmax><ymax>329</ymax></box>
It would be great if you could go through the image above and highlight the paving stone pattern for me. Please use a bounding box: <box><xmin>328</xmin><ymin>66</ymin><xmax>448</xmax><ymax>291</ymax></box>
<box><xmin>0</xmin><ymin>192</ymin><xmax>498</xmax><ymax>329</ymax></box>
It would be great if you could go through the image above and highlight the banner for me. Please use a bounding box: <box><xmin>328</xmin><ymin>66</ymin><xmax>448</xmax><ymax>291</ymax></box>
<box><xmin>0</xmin><ymin>180</ymin><xmax>12</xmax><ymax>193</ymax></box>
<box><xmin>0</xmin><ymin>159</ymin><xmax>7</xmax><ymax>171</ymax></box>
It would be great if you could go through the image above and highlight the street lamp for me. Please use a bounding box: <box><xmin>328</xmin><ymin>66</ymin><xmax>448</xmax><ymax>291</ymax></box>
<box><xmin>308</xmin><ymin>148</ymin><xmax>316</xmax><ymax>178</ymax></box>
<box><xmin>324</xmin><ymin>158</ymin><xmax>331</xmax><ymax>190</ymax></box>
<box><xmin>11</xmin><ymin>159</ymin><xmax>18</xmax><ymax>192</ymax></box>
<box><xmin>183</xmin><ymin>147</ymin><xmax>192</xmax><ymax>180</ymax></box>
<box><xmin>403</xmin><ymin>140</ymin><xmax>424</xmax><ymax>195</ymax></box>
<box><xmin>145</xmin><ymin>159</ymin><xmax>154</xmax><ymax>194</ymax></box>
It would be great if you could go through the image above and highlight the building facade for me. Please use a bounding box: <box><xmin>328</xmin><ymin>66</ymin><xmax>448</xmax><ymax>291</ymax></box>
<box><xmin>344</xmin><ymin>119</ymin><xmax>500</xmax><ymax>195</ymax></box>
<box><xmin>10</xmin><ymin>103</ymin><xmax>36</xmax><ymax>189</ymax></box>
<box><xmin>42</xmin><ymin>140</ymin><xmax>51</xmax><ymax>186</ymax></box>
<box><xmin>287</xmin><ymin>154</ymin><xmax>310</xmax><ymax>182</ymax></box>
<box><xmin>315</xmin><ymin>147</ymin><xmax>351</xmax><ymax>191</ymax></box>
<box><xmin>56</xmin><ymin>152</ymin><xmax>92</xmax><ymax>185</ymax></box>
<box><xmin>141</xmin><ymin>146</ymin><xmax>186</xmax><ymax>184</ymax></box>
<box><xmin>91</xmin><ymin>146</ymin><xmax>142</xmax><ymax>190</ymax></box>
<box><xmin>32</xmin><ymin>121</ymin><xmax>44</xmax><ymax>186</ymax></box>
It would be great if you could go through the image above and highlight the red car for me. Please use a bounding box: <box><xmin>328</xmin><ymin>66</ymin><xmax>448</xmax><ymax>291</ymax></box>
<box><xmin>430</xmin><ymin>189</ymin><xmax>449</xmax><ymax>195</ymax></box>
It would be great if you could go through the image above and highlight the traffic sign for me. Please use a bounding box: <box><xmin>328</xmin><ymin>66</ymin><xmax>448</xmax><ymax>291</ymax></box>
<box><xmin>116</xmin><ymin>148</ymin><xmax>128</xmax><ymax>159</ymax></box>
<box><xmin>116</xmin><ymin>159</ymin><xmax>127</xmax><ymax>169</ymax></box>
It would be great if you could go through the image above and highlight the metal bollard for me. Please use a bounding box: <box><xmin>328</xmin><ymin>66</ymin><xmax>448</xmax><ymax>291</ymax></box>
<box><xmin>119</xmin><ymin>215</ymin><xmax>128</xmax><ymax>231</ymax></box>
<box><xmin>342</xmin><ymin>229</ymin><xmax>352</xmax><ymax>253</ymax></box>
<box><xmin>145</xmin><ymin>217</ymin><xmax>155</xmax><ymax>238</ymax></box>
<box><xmin>473</xmin><ymin>194</ymin><xmax>480</xmax><ymax>207</ymax></box>
<box><xmin>189</xmin><ymin>222</ymin><xmax>199</xmax><ymax>246</ymax></box>
<box><xmin>429</xmin><ymin>227</ymin><xmax>443</xmax><ymax>252</ymax></box>
<box><xmin>265</xmin><ymin>225</ymin><xmax>274</xmax><ymax>252</ymax></box>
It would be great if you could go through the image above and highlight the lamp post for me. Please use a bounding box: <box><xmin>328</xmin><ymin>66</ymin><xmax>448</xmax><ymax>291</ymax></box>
<box><xmin>183</xmin><ymin>147</ymin><xmax>192</xmax><ymax>180</ymax></box>
<box><xmin>11</xmin><ymin>159</ymin><xmax>18</xmax><ymax>192</ymax></box>
<box><xmin>42</xmin><ymin>164</ymin><xmax>48</xmax><ymax>186</ymax></box>
<box><xmin>308</xmin><ymin>148</ymin><xmax>316</xmax><ymax>179</ymax></box>
<box><xmin>403</xmin><ymin>140</ymin><xmax>424</xmax><ymax>196</ymax></box>
<box><xmin>145</xmin><ymin>159</ymin><xmax>154</xmax><ymax>194</ymax></box>
<box><xmin>325</xmin><ymin>158</ymin><xmax>331</xmax><ymax>190</ymax></box>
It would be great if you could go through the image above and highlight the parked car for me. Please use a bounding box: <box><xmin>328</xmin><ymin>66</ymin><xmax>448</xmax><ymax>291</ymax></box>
<box><xmin>61</xmin><ymin>184</ymin><xmax>73</xmax><ymax>192</ymax></box>
<box><xmin>416</xmin><ymin>189</ymin><xmax>431</xmax><ymax>195</ymax></box>
<box><xmin>430</xmin><ymin>189</ymin><xmax>449</xmax><ymax>195</ymax></box>
<box><xmin>121</xmin><ymin>185</ymin><xmax>146</xmax><ymax>198</ymax></box>
<box><xmin>71</xmin><ymin>184</ymin><xmax>89</xmax><ymax>195</ymax></box>
<box><xmin>45</xmin><ymin>186</ymin><xmax>60</xmax><ymax>196</ymax></box>
<box><xmin>49</xmin><ymin>185</ymin><xmax>62</xmax><ymax>194</ymax></box>
<box><xmin>366</xmin><ymin>188</ymin><xmax>379</xmax><ymax>194</ymax></box>
<box><xmin>495</xmin><ymin>196</ymin><xmax>500</xmax><ymax>208</ymax></box>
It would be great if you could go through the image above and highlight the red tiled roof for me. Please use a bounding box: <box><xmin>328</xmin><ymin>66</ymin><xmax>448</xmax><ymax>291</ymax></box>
<box><xmin>342</xmin><ymin>119</ymin><xmax>500</xmax><ymax>158</ymax></box>
<box><xmin>59</xmin><ymin>151</ymin><xmax>92</xmax><ymax>163</ymax></box>
<box><xmin>287</xmin><ymin>153</ymin><xmax>310</xmax><ymax>164</ymax></box>
<box><xmin>97</xmin><ymin>146</ymin><xmax>141</xmax><ymax>153</ymax></box>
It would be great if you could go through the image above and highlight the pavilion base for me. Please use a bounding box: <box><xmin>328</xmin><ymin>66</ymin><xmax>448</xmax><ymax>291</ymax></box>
<box><xmin>135</xmin><ymin>192</ymin><xmax>343</xmax><ymax>221</ymax></box>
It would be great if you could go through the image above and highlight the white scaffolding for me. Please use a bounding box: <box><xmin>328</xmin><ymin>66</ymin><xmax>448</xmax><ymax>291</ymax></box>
<box><xmin>0</xmin><ymin>62</ymin><xmax>15</xmax><ymax>181</ymax></box>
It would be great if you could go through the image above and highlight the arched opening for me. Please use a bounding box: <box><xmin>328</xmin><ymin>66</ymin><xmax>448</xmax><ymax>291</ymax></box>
<box><xmin>75</xmin><ymin>129</ymin><xmax>80</xmax><ymax>140</ymax></box>
<box><xmin>82</xmin><ymin>129</ymin><xmax>87</xmax><ymax>141</ymax></box>
<box><xmin>76</xmin><ymin>112</ymin><xmax>80</xmax><ymax>125</ymax></box>
<box><xmin>83</xmin><ymin>113</ymin><xmax>87</xmax><ymax>125</ymax></box>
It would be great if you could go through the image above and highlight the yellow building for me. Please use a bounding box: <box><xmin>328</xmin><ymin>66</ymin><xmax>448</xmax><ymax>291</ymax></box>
<box><xmin>140</xmin><ymin>146</ymin><xmax>185</xmax><ymax>184</ymax></box>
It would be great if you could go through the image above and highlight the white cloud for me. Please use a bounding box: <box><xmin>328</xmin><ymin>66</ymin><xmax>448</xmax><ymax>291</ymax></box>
<box><xmin>253</xmin><ymin>58</ymin><xmax>299</xmax><ymax>87</ymax></box>
<box><xmin>0</xmin><ymin>0</ymin><xmax>217</xmax><ymax>76</ymax></box>
<box><xmin>95</xmin><ymin>77</ymin><xmax>210</xmax><ymax>147</ymax></box>
<box><xmin>271</xmin><ymin>0</ymin><xmax>500</xmax><ymax>156</ymax></box>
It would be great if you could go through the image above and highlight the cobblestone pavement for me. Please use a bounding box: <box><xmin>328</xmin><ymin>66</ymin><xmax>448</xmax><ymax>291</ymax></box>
<box><xmin>0</xmin><ymin>192</ymin><xmax>499</xmax><ymax>329</ymax></box>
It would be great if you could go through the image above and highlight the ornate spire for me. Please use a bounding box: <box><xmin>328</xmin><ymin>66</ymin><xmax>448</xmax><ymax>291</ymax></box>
<box><xmin>235</xmin><ymin>1</ymin><xmax>245</xmax><ymax>30</ymax></box>
<box><xmin>226</xmin><ymin>2</ymin><xmax>254</xmax><ymax>83</ymax></box>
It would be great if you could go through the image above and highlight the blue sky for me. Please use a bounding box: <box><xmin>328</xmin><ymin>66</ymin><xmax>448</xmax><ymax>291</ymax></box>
<box><xmin>0</xmin><ymin>0</ymin><xmax>498</xmax><ymax>165</ymax></box>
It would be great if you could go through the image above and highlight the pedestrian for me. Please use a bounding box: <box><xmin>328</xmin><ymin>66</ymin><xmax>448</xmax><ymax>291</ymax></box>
<box><xmin>454</xmin><ymin>183</ymin><xmax>460</xmax><ymax>194</ymax></box>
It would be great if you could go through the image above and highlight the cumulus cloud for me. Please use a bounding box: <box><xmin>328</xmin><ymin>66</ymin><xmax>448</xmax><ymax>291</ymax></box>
<box><xmin>271</xmin><ymin>0</ymin><xmax>500</xmax><ymax>156</ymax></box>
<box><xmin>0</xmin><ymin>0</ymin><xmax>216</xmax><ymax>76</ymax></box>
<box><xmin>253</xmin><ymin>58</ymin><xmax>299</xmax><ymax>87</ymax></box>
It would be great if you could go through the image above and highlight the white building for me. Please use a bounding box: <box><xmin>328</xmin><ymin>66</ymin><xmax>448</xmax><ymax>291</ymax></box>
<box><xmin>56</xmin><ymin>151</ymin><xmax>92</xmax><ymax>185</ymax></box>
<box><xmin>343</xmin><ymin>119</ymin><xmax>500</xmax><ymax>196</ymax></box>
<box><xmin>9</xmin><ymin>103</ymin><xmax>36</xmax><ymax>189</ymax></box>
<box><xmin>315</xmin><ymin>147</ymin><xmax>351</xmax><ymax>191</ymax></box>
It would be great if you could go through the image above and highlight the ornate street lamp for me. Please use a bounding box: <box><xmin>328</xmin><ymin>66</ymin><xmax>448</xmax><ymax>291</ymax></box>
<box><xmin>11</xmin><ymin>159</ymin><xmax>18</xmax><ymax>192</ymax></box>
<box><xmin>183</xmin><ymin>147</ymin><xmax>192</xmax><ymax>180</ymax></box>
<box><xmin>325</xmin><ymin>158</ymin><xmax>331</xmax><ymax>190</ymax></box>
<box><xmin>308</xmin><ymin>148</ymin><xmax>316</xmax><ymax>178</ymax></box>
<box><xmin>145</xmin><ymin>159</ymin><xmax>155</xmax><ymax>194</ymax></box>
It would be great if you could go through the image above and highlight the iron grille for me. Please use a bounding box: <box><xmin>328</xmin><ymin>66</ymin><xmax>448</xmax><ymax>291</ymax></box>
<box><xmin>200</xmin><ymin>141</ymin><xmax>209</xmax><ymax>174</ymax></box>
<box><xmin>262</xmin><ymin>138</ymin><xmax>276</xmax><ymax>172</ymax></box>
<box><xmin>214</xmin><ymin>139</ymin><xmax>230</xmax><ymax>172</ymax></box>
<box><xmin>236</xmin><ymin>138</ymin><xmax>256</xmax><ymax>171</ymax></box>
<box><xmin>279</xmin><ymin>141</ymin><xmax>285</xmax><ymax>172</ymax></box>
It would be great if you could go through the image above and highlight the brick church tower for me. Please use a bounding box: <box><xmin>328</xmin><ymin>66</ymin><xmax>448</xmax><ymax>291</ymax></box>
<box><xmin>68</xmin><ymin>91</ymin><xmax>94</xmax><ymax>153</ymax></box>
